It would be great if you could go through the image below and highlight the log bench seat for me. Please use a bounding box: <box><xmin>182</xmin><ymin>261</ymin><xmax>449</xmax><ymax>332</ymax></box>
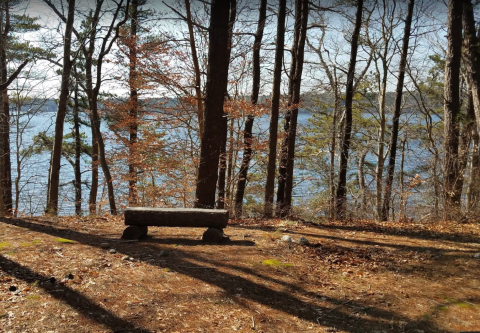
<box><xmin>121</xmin><ymin>207</ymin><xmax>230</xmax><ymax>242</ymax></box>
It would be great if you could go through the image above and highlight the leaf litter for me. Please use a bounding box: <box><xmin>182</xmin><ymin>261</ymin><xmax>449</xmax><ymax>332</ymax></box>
<box><xmin>0</xmin><ymin>215</ymin><xmax>479</xmax><ymax>332</ymax></box>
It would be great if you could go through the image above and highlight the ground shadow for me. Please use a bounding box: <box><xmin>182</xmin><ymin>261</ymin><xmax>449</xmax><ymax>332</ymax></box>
<box><xmin>0</xmin><ymin>254</ymin><xmax>152</xmax><ymax>333</ymax></box>
<box><xmin>1</xmin><ymin>217</ymin><xmax>450</xmax><ymax>332</ymax></box>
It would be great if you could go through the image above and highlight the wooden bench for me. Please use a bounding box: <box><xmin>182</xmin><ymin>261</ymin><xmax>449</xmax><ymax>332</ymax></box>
<box><xmin>121</xmin><ymin>207</ymin><xmax>230</xmax><ymax>242</ymax></box>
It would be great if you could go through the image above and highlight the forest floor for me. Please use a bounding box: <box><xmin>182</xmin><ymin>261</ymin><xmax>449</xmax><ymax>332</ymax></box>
<box><xmin>0</xmin><ymin>215</ymin><xmax>479</xmax><ymax>333</ymax></box>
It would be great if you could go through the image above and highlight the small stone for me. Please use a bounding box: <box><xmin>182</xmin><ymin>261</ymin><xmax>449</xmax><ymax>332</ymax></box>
<box><xmin>298</xmin><ymin>236</ymin><xmax>310</xmax><ymax>245</ymax></box>
<box><xmin>100</xmin><ymin>243</ymin><xmax>110</xmax><ymax>249</ymax></box>
<box><xmin>128</xmin><ymin>257</ymin><xmax>134</xmax><ymax>261</ymax></box>
<box><xmin>159</xmin><ymin>250</ymin><xmax>168</xmax><ymax>257</ymax></box>
<box><xmin>281</xmin><ymin>235</ymin><xmax>293</xmax><ymax>243</ymax></box>
<box><xmin>109</xmin><ymin>249</ymin><xmax>116</xmax><ymax>254</ymax></box>
<box><xmin>122</xmin><ymin>255</ymin><xmax>129</xmax><ymax>260</ymax></box>
<box><xmin>473</xmin><ymin>252</ymin><xmax>480</xmax><ymax>259</ymax></box>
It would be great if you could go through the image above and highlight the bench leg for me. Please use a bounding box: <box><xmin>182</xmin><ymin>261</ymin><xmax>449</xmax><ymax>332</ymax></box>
<box><xmin>202</xmin><ymin>227</ymin><xmax>230</xmax><ymax>243</ymax></box>
<box><xmin>121</xmin><ymin>225</ymin><xmax>148</xmax><ymax>240</ymax></box>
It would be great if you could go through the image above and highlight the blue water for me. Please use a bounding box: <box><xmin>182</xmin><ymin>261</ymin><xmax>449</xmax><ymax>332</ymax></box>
<box><xmin>11</xmin><ymin>101</ymin><xmax>436</xmax><ymax>217</ymax></box>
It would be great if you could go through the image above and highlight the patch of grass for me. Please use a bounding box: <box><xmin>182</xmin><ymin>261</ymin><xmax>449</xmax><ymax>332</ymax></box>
<box><xmin>26</xmin><ymin>294</ymin><xmax>41</xmax><ymax>300</ymax></box>
<box><xmin>262</xmin><ymin>259</ymin><xmax>293</xmax><ymax>267</ymax></box>
<box><xmin>55</xmin><ymin>238</ymin><xmax>75</xmax><ymax>244</ymax></box>
<box><xmin>0</xmin><ymin>241</ymin><xmax>10</xmax><ymax>250</ymax></box>
<box><xmin>456</xmin><ymin>302</ymin><xmax>475</xmax><ymax>308</ymax></box>
<box><xmin>31</xmin><ymin>240</ymin><xmax>42</xmax><ymax>244</ymax></box>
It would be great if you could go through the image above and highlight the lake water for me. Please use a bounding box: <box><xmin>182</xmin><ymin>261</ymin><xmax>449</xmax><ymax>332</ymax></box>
<box><xmin>11</xmin><ymin>102</ymin><xmax>433</xmax><ymax>217</ymax></box>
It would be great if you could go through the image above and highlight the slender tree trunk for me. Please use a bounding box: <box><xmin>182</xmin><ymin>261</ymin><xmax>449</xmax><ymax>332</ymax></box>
<box><xmin>225</xmin><ymin>117</ymin><xmax>234</xmax><ymax>208</ymax></box>
<box><xmin>357</xmin><ymin>148</ymin><xmax>368</xmax><ymax>217</ymax></box>
<box><xmin>467</xmin><ymin>128</ymin><xmax>480</xmax><ymax>210</ymax></box>
<box><xmin>335</xmin><ymin>0</ymin><xmax>364</xmax><ymax>220</ymax></box>
<box><xmin>73</xmin><ymin>79</ymin><xmax>82</xmax><ymax>216</ymax></box>
<box><xmin>443</xmin><ymin>0</ymin><xmax>463</xmax><ymax>218</ymax></box>
<box><xmin>185</xmin><ymin>0</ymin><xmax>204</xmax><ymax>138</ymax></box>
<box><xmin>375</xmin><ymin>62</ymin><xmax>387</xmax><ymax>220</ymax></box>
<box><xmin>216</xmin><ymin>0</ymin><xmax>236</xmax><ymax>211</ymax></box>
<box><xmin>463</xmin><ymin>0</ymin><xmax>480</xmax><ymax>133</ymax></box>
<box><xmin>195</xmin><ymin>0</ymin><xmax>234</xmax><ymax>208</ymax></box>
<box><xmin>45</xmin><ymin>0</ymin><xmax>75</xmax><ymax>215</ymax></box>
<box><xmin>283</xmin><ymin>0</ymin><xmax>309</xmax><ymax>216</ymax></box>
<box><xmin>217</xmin><ymin>117</ymin><xmax>228</xmax><ymax>209</ymax></box>
<box><xmin>89</xmin><ymin>117</ymin><xmax>98</xmax><ymax>214</ymax></box>
<box><xmin>454</xmin><ymin>88</ymin><xmax>475</xmax><ymax>201</ymax></box>
<box><xmin>400</xmin><ymin>137</ymin><xmax>406</xmax><ymax>220</ymax></box>
<box><xmin>234</xmin><ymin>0</ymin><xmax>267</xmax><ymax>218</ymax></box>
<box><xmin>381</xmin><ymin>0</ymin><xmax>414</xmax><ymax>221</ymax></box>
<box><xmin>128</xmin><ymin>0</ymin><xmax>138</xmax><ymax>206</ymax></box>
<box><xmin>263</xmin><ymin>0</ymin><xmax>286</xmax><ymax>217</ymax></box>
<box><xmin>276</xmin><ymin>0</ymin><xmax>308</xmax><ymax>217</ymax></box>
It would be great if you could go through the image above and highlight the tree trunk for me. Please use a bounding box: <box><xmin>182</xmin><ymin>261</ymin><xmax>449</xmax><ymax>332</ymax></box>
<box><xmin>88</xmin><ymin>117</ymin><xmax>98</xmax><ymax>215</ymax></box>
<box><xmin>45</xmin><ymin>0</ymin><xmax>75</xmax><ymax>215</ymax></box>
<box><xmin>194</xmin><ymin>0</ymin><xmax>234</xmax><ymax>209</ymax></box>
<box><xmin>276</xmin><ymin>0</ymin><xmax>308</xmax><ymax>217</ymax></box>
<box><xmin>283</xmin><ymin>0</ymin><xmax>309</xmax><ymax>216</ymax></box>
<box><xmin>216</xmin><ymin>0</ymin><xmax>236</xmax><ymax>211</ymax></box>
<box><xmin>454</xmin><ymin>87</ymin><xmax>475</xmax><ymax>201</ymax></box>
<box><xmin>463</xmin><ymin>0</ymin><xmax>480</xmax><ymax>134</ymax></box>
<box><xmin>467</xmin><ymin>128</ymin><xmax>480</xmax><ymax>210</ymax></box>
<box><xmin>128</xmin><ymin>0</ymin><xmax>139</xmax><ymax>206</ymax></box>
<box><xmin>217</xmin><ymin>116</ymin><xmax>228</xmax><ymax>209</ymax></box>
<box><xmin>0</xmin><ymin>2</ymin><xmax>12</xmax><ymax>216</ymax></box>
<box><xmin>185</xmin><ymin>0</ymin><xmax>204</xmax><ymax>138</ymax></box>
<box><xmin>443</xmin><ymin>0</ymin><xmax>463</xmax><ymax>218</ymax></box>
<box><xmin>73</xmin><ymin>79</ymin><xmax>82</xmax><ymax>216</ymax></box>
<box><xmin>263</xmin><ymin>0</ymin><xmax>286</xmax><ymax>217</ymax></box>
<box><xmin>381</xmin><ymin>0</ymin><xmax>414</xmax><ymax>221</ymax></box>
<box><xmin>335</xmin><ymin>0</ymin><xmax>364</xmax><ymax>220</ymax></box>
<box><xmin>234</xmin><ymin>0</ymin><xmax>267</xmax><ymax>218</ymax></box>
<box><xmin>357</xmin><ymin>148</ymin><xmax>368</xmax><ymax>217</ymax></box>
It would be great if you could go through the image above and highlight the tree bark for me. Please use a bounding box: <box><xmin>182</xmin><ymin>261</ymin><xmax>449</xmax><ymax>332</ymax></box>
<box><xmin>381</xmin><ymin>0</ymin><xmax>414</xmax><ymax>221</ymax></box>
<box><xmin>454</xmin><ymin>87</ymin><xmax>475</xmax><ymax>201</ymax></box>
<box><xmin>335</xmin><ymin>0</ymin><xmax>364</xmax><ymax>220</ymax></box>
<box><xmin>263</xmin><ymin>0</ymin><xmax>286</xmax><ymax>217</ymax></box>
<box><xmin>463</xmin><ymin>0</ymin><xmax>480</xmax><ymax>134</ymax></box>
<box><xmin>443</xmin><ymin>0</ymin><xmax>463</xmax><ymax>218</ymax></box>
<box><xmin>88</xmin><ymin>116</ymin><xmax>99</xmax><ymax>214</ymax></box>
<box><xmin>234</xmin><ymin>0</ymin><xmax>267</xmax><ymax>218</ymax></box>
<box><xmin>216</xmin><ymin>0</ymin><xmax>236</xmax><ymax>210</ymax></box>
<box><xmin>467</xmin><ymin>128</ymin><xmax>480</xmax><ymax>210</ymax></box>
<box><xmin>128</xmin><ymin>0</ymin><xmax>139</xmax><ymax>206</ymax></box>
<box><xmin>194</xmin><ymin>0</ymin><xmax>234</xmax><ymax>209</ymax></box>
<box><xmin>185</xmin><ymin>0</ymin><xmax>204</xmax><ymax>138</ymax></box>
<box><xmin>73</xmin><ymin>77</ymin><xmax>82</xmax><ymax>216</ymax></box>
<box><xmin>276</xmin><ymin>0</ymin><xmax>308</xmax><ymax>217</ymax></box>
<box><xmin>45</xmin><ymin>0</ymin><xmax>75</xmax><ymax>215</ymax></box>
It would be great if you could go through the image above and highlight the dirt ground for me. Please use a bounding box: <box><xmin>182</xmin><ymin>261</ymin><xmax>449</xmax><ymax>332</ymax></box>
<box><xmin>1</xmin><ymin>215</ymin><xmax>479</xmax><ymax>333</ymax></box>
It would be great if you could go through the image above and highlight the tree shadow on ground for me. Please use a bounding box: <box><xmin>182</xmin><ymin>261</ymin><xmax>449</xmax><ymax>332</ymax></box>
<box><xmin>0</xmin><ymin>217</ymin><xmax>450</xmax><ymax>333</ymax></box>
<box><xmin>308</xmin><ymin>221</ymin><xmax>480</xmax><ymax>244</ymax></box>
<box><xmin>0</xmin><ymin>254</ymin><xmax>152</xmax><ymax>333</ymax></box>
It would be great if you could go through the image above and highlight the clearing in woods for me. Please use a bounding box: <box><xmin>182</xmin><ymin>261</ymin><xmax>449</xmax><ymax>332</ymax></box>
<box><xmin>0</xmin><ymin>216</ymin><xmax>479</xmax><ymax>332</ymax></box>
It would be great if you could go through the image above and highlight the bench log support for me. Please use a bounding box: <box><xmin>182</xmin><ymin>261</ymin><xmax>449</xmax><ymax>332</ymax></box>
<box><xmin>121</xmin><ymin>207</ymin><xmax>229</xmax><ymax>243</ymax></box>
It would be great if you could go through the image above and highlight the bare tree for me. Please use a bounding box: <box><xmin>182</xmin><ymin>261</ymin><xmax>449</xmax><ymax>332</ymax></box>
<box><xmin>382</xmin><ymin>0</ymin><xmax>415</xmax><ymax>221</ymax></box>
<box><xmin>263</xmin><ymin>0</ymin><xmax>286</xmax><ymax>217</ymax></box>
<box><xmin>194</xmin><ymin>0</ymin><xmax>235</xmax><ymax>208</ymax></box>
<box><xmin>443</xmin><ymin>0</ymin><xmax>463</xmax><ymax>218</ymax></box>
<box><xmin>335</xmin><ymin>0</ymin><xmax>364</xmax><ymax>220</ymax></box>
